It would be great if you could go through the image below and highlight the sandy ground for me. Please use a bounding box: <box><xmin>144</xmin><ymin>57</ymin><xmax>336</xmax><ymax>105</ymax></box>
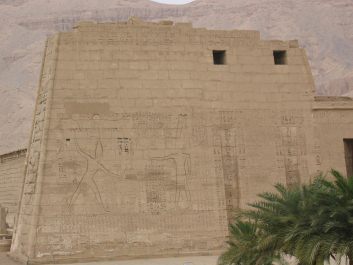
<box><xmin>0</xmin><ymin>253</ymin><xmax>218</xmax><ymax>265</ymax></box>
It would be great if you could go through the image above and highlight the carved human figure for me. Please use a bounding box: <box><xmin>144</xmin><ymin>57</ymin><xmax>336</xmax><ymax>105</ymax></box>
<box><xmin>68</xmin><ymin>139</ymin><xmax>120</xmax><ymax>212</ymax></box>
<box><xmin>26</xmin><ymin>151</ymin><xmax>40</xmax><ymax>184</ymax></box>
<box><xmin>151</xmin><ymin>153</ymin><xmax>191</xmax><ymax>208</ymax></box>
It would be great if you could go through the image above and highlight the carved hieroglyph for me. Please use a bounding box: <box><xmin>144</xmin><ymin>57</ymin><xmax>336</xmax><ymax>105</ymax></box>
<box><xmin>11</xmin><ymin>19</ymin><xmax>323</xmax><ymax>264</ymax></box>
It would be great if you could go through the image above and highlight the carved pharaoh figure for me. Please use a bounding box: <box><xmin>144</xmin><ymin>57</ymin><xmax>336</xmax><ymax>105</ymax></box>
<box><xmin>68</xmin><ymin>137</ymin><xmax>121</xmax><ymax>212</ymax></box>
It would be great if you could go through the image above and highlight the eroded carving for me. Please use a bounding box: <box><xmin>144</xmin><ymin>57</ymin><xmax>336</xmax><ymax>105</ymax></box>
<box><xmin>150</xmin><ymin>153</ymin><xmax>192</xmax><ymax>209</ymax></box>
<box><xmin>67</xmin><ymin>120</ymin><xmax>121</xmax><ymax>212</ymax></box>
<box><xmin>279</xmin><ymin>113</ymin><xmax>307</xmax><ymax>187</ymax></box>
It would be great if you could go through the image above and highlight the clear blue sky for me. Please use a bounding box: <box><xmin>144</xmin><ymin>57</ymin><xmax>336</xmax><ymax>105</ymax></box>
<box><xmin>150</xmin><ymin>0</ymin><xmax>195</xmax><ymax>4</ymax></box>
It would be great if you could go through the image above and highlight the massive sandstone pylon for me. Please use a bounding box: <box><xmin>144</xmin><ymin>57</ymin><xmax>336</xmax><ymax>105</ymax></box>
<box><xmin>10</xmin><ymin>18</ymin><xmax>353</xmax><ymax>264</ymax></box>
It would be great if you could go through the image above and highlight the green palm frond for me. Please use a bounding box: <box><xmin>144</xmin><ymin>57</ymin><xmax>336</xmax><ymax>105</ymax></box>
<box><xmin>220</xmin><ymin>170</ymin><xmax>353</xmax><ymax>265</ymax></box>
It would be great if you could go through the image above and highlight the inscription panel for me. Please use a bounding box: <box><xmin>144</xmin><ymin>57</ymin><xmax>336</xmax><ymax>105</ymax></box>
<box><xmin>35</xmin><ymin>111</ymin><xmax>229</xmax><ymax>259</ymax></box>
<box><xmin>278</xmin><ymin>112</ymin><xmax>308</xmax><ymax>187</ymax></box>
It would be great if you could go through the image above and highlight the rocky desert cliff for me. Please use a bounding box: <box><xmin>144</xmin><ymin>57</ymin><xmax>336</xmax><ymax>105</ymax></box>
<box><xmin>0</xmin><ymin>0</ymin><xmax>352</xmax><ymax>153</ymax></box>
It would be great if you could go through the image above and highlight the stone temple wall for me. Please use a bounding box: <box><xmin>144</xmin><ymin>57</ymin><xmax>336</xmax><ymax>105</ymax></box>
<box><xmin>11</xmin><ymin>33</ymin><xmax>59</xmax><ymax>262</ymax></box>
<box><xmin>0</xmin><ymin>149</ymin><xmax>26</xmax><ymax>228</ymax></box>
<box><xmin>313</xmin><ymin>97</ymin><xmax>353</xmax><ymax>177</ymax></box>
<box><xmin>8</xmin><ymin>19</ymin><xmax>348</xmax><ymax>264</ymax></box>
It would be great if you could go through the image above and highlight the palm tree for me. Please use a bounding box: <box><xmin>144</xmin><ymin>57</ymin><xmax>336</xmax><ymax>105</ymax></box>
<box><xmin>242</xmin><ymin>182</ymin><xmax>323</xmax><ymax>264</ymax></box>
<box><xmin>220</xmin><ymin>170</ymin><xmax>353</xmax><ymax>265</ymax></box>
<box><xmin>218</xmin><ymin>218</ymin><xmax>279</xmax><ymax>265</ymax></box>
<box><xmin>221</xmin><ymin>170</ymin><xmax>353</xmax><ymax>265</ymax></box>
<box><xmin>309</xmin><ymin>170</ymin><xmax>353</xmax><ymax>265</ymax></box>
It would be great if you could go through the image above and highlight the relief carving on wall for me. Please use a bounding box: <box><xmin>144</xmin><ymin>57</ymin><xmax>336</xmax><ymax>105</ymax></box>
<box><xmin>68</xmin><ymin>138</ymin><xmax>121</xmax><ymax>212</ymax></box>
<box><xmin>57</xmin><ymin>113</ymin><xmax>196</xmax><ymax>214</ymax></box>
<box><xmin>44</xmin><ymin>111</ymin><xmax>227</xmax><ymax>255</ymax></box>
<box><xmin>149</xmin><ymin>153</ymin><xmax>192</xmax><ymax>210</ymax></box>
<box><xmin>213</xmin><ymin>111</ymin><xmax>240</xmax><ymax>222</ymax></box>
<box><xmin>279</xmin><ymin>113</ymin><xmax>308</xmax><ymax>187</ymax></box>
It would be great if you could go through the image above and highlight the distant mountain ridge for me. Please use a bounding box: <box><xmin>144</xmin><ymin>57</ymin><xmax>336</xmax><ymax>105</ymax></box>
<box><xmin>0</xmin><ymin>0</ymin><xmax>352</xmax><ymax>153</ymax></box>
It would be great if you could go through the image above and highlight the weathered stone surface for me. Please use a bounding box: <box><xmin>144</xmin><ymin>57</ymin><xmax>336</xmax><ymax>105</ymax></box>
<box><xmin>0</xmin><ymin>150</ymin><xmax>26</xmax><ymax>229</ymax></box>
<box><xmin>3</xmin><ymin>19</ymin><xmax>353</xmax><ymax>264</ymax></box>
<box><xmin>313</xmin><ymin>98</ymin><xmax>353</xmax><ymax>175</ymax></box>
<box><xmin>0</xmin><ymin>206</ymin><xmax>7</xmax><ymax>234</ymax></box>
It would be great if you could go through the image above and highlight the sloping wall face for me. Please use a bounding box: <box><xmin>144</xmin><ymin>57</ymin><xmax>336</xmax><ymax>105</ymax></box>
<box><xmin>313</xmin><ymin>99</ymin><xmax>353</xmax><ymax>176</ymax></box>
<box><xmin>11</xmin><ymin>20</ymin><xmax>320</xmax><ymax>263</ymax></box>
<box><xmin>0</xmin><ymin>149</ymin><xmax>26</xmax><ymax>227</ymax></box>
<box><xmin>11</xmin><ymin>34</ymin><xmax>60</xmax><ymax>262</ymax></box>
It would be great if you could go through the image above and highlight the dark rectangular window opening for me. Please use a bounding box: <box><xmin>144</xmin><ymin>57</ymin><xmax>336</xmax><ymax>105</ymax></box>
<box><xmin>344</xmin><ymin>139</ymin><xmax>353</xmax><ymax>177</ymax></box>
<box><xmin>273</xmin><ymin>50</ymin><xmax>287</xmax><ymax>65</ymax></box>
<box><xmin>213</xmin><ymin>50</ymin><xmax>226</xmax><ymax>65</ymax></box>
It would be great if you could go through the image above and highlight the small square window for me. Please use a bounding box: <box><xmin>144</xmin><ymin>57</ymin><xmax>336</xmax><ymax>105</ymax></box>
<box><xmin>213</xmin><ymin>50</ymin><xmax>226</xmax><ymax>65</ymax></box>
<box><xmin>273</xmin><ymin>50</ymin><xmax>287</xmax><ymax>65</ymax></box>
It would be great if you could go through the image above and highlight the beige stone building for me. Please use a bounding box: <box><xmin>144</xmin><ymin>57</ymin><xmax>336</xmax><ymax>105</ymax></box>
<box><xmin>0</xmin><ymin>150</ymin><xmax>26</xmax><ymax>230</ymax></box>
<box><xmin>0</xmin><ymin>18</ymin><xmax>352</xmax><ymax>264</ymax></box>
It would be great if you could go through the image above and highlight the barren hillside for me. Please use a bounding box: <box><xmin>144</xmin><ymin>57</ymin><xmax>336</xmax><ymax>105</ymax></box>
<box><xmin>0</xmin><ymin>0</ymin><xmax>352</xmax><ymax>153</ymax></box>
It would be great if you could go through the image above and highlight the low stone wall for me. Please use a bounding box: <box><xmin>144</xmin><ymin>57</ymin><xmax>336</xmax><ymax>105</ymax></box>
<box><xmin>0</xmin><ymin>149</ymin><xmax>26</xmax><ymax>228</ymax></box>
